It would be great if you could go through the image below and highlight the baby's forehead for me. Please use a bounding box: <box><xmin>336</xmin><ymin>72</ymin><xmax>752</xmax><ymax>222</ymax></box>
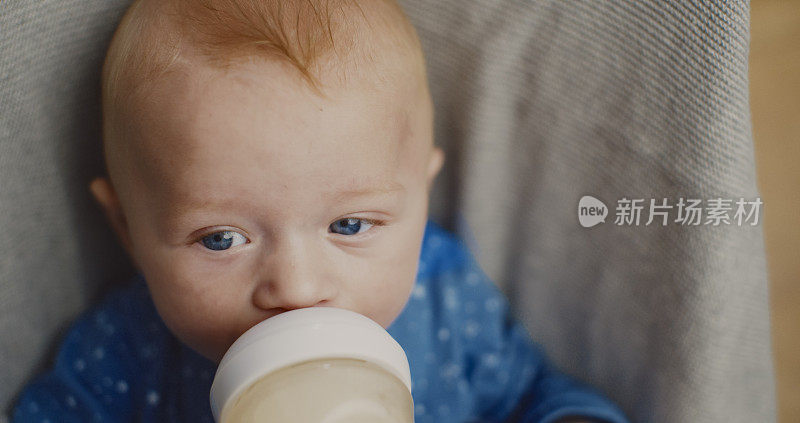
<box><xmin>134</xmin><ymin>57</ymin><xmax>416</xmax><ymax>135</ymax></box>
<box><xmin>125</xmin><ymin>68</ymin><xmax>426</xmax><ymax>216</ymax></box>
<box><xmin>127</xmin><ymin>60</ymin><xmax>426</xmax><ymax>174</ymax></box>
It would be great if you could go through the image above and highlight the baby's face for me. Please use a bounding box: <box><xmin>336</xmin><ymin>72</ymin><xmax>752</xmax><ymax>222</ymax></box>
<box><xmin>110</xmin><ymin>59</ymin><xmax>441</xmax><ymax>363</ymax></box>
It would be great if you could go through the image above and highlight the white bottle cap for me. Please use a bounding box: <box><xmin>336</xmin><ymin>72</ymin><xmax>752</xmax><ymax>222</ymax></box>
<box><xmin>209</xmin><ymin>307</ymin><xmax>412</xmax><ymax>421</ymax></box>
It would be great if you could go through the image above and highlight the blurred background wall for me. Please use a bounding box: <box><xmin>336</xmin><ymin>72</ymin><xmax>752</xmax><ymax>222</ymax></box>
<box><xmin>749</xmin><ymin>1</ymin><xmax>800</xmax><ymax>422</ymax></box>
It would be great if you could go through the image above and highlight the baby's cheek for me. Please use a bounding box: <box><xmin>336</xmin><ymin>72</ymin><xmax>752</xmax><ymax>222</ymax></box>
<box><xmin>367</xmin><ymin>271</ymin><xmax>416</xmax><ymax>328</ymax></box>
<box><xmin>150</xmin><ymin>276</ymin><xmax>248</xmax><ymax>362</ymax></box>
<box><xmin>166</xmin><ymin>304</ymin><xmax>243</xmax><ymax>363</ymax></box>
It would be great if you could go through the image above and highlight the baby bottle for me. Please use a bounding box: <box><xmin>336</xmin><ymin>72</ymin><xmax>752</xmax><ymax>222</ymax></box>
<box><xmin>209</xmin><ymin>307</ymin><xmax>414</xmax><ymax>423</ymax></box>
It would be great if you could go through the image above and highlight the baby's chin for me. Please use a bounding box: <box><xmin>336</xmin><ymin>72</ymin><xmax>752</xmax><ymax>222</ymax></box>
<box><xmin>159</xmin><ymin>320</ymin><xmax>235</xmax><ymax>364</ymax></box>
<box><xmin>191</xmin><ymin>339</ymin><xmax>233</xmax><ymax>365</ymax></box>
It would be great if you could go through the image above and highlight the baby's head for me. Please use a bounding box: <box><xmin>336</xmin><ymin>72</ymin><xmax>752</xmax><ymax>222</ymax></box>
<box><xmin>91</xmin><ymin>0</ymin><xmax>444</xmax><ymax>363</ymax></box>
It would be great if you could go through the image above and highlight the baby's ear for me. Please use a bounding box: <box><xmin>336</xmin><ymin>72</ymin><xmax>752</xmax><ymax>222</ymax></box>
<box><xmin>426</xmin><ymin>146</ymin><xmax>444</xmax><ymax>190</ymax></box>
<box><xmin>89</xmin><ymin>177</ymin><xmax>134</xmax><ymax>258</ymax></box>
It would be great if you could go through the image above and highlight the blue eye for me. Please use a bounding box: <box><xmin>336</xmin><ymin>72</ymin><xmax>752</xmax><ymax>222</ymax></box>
<box><xmin>200</xmin><ymin>230</ymin><xmax>248</xmax><ymax>251</ymax></box>
<box><xmin>329</xmin><ymin>218</ymin><xmax>375</xmax><ymax>236</ymax></box>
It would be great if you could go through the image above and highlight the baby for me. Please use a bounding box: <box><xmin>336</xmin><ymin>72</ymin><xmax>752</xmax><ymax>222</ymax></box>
<box><xmin>12</xmin><ymin>0</ymin><xmax>627</xmax><ymax>422</ymax></box>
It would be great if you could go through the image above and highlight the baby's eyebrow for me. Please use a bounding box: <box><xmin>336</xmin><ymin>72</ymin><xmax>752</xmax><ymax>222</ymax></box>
<box><xmin>330</xmin><ymin>181</ymin><xmax>406</xmax><ymax>198</ymax></box>
<box><xmin>166</xmin><ymin>181</ymin><xmax>406</xmax><ymax>224</ymax></box>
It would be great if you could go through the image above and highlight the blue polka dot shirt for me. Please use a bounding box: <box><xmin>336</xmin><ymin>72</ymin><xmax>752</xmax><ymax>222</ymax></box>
<box><xmin>12</xmin><ymin>220</ymin><xmax>628</xmax><ymax>422</ymax></box>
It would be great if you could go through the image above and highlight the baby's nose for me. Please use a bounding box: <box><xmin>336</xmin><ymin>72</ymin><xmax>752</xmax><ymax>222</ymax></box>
<box><xmin>251</xmin><ymin>240</ymin><xmax>336</xmax><ymax>312</ymax></box>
